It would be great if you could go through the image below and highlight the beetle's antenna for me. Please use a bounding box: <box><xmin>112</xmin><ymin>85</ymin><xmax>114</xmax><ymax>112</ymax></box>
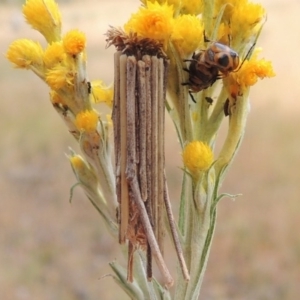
<box><xmin>233</xmin><ymin>42</ymin><xmax>256</xmax><ymax>73</ymax></box>
<box><xmin>233</xmin><ymin>15</ymin><xmax>267</xmax><ymax>73</ymax></box>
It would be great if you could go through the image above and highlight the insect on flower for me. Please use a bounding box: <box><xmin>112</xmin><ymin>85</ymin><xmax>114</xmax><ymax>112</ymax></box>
<box><xmin>183</xmin><ymin>33</ymin><xmax>253</xmax><ymax>103</ymax></box>
<box><xmin>182</xmin><ymin>51</ymin><xmax>220</xmax><ymax>99</ymax></box>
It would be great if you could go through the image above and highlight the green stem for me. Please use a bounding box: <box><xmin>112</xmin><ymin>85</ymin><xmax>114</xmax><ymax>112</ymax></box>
<box><xmin>214</xmin><ymin>92</ymin><xmax>250</xmax><ymax>178</ymax></box>
<box><xmin>174</xmin><ymin>172</ymin><xmax>193</xmax><ymax>299</ymax></box>
<box><xmin>167</xmin><ymin>43</ymin><xmax>193</xmax><ymax>142</ymax></box>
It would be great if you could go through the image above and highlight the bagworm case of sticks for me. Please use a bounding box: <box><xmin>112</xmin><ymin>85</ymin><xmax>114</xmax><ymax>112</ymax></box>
<box><xmin>107</xmin><ymin>28</ymin><xmax>189</xmax><ymax>287</ymax></box>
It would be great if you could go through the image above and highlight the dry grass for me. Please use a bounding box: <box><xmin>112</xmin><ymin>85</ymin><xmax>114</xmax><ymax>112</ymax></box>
<box><xmin>1</xmin><ymin>0</ymin><xmax>300</xmax><ymax>299</ymax></box>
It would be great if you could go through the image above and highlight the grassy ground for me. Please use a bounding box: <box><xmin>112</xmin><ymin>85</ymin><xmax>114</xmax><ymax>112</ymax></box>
<box><xmin>1</xmin><ymin>0</ymin><xmax>300</xmax><ymax>299</ymax></box>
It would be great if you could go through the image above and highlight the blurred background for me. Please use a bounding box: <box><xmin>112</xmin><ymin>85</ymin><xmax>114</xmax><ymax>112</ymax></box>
<box><xmin>1</xmin><ymin>0</ymin><xmax>299</xmax><ymax>299</ymax></box>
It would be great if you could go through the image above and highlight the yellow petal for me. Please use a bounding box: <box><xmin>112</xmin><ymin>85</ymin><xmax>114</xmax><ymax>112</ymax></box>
<box><xmin>23</xmin><ymin>0</ymin><xmax>61</xmax><ymax>43</ymax></box>
<box><xmin>46</xmin><ymin>65</ymin><xmax>74</xmax><ymax>90</ymax></box>
<box><xmin>63</xmin><ymin>29</ymin><xmax>86</xmax><ymax>56</ymax></box>
<box><xmin>171</xmin><ymin>14</ymin><xmax>203</xmax><ymax>56</ymax></box>
<box><xmin>124</xmin><ymin>1</ymin><xmax>174</xmax><ymax>48</ymax></box>
<box><xmin>90</xmin><ymin>80</ymin><xmax>113</xmax><ymax>108</ymax></box>
<box><xmin>6</xmin><ymin>39</ymin><xmax>44</xmax><ymax>70</ymax></box>
<box><xmin>75</xmin><ymin>110</ymin><xmax>99</xmax><ymax>132</ymax></box>
<box><xmin>44</xmin><ymin>41</ymin><xmax>65</xmax><ymax>69</ymax></box>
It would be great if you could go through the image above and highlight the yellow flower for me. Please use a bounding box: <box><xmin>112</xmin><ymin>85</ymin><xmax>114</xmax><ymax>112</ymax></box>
<box><xmin>46</xmin><ymin>64</ymin><xmax>74</xmax><ymax>90</ymax></box>
<box><xmin>234</xmin><ymin>2</ymin><xmax>265</xmax><ymax>24</ymax></box>
<box><xmin>6</xmin><ymin>39</ymin><xmax>44</xmax><ymax>70</ymax></box>
<box><xmin>69</xmin><ymin>154</ymin><xmax>100</xmax><ymax>191</ymax></box>
<box><xmin>171</xmin><ymin>14</ymin><xmax>203</xmax><ymax>56</ymax></box>
<box><xmin>23</xmin><ymin>0</ymin><xmax>61</xmax><ymax>43</ymax></box>
<box><xmin>90</xmin><ymin>80</ymin><xmax>113</xmax><ymax>108</ymax></box>
<box><xmin>75</xmin><ymin>110</ymin><xmax>99</xmax><ymax>132</ymax></box>
<box><xmin>231</xmin><ymin>2</ymin><xmax>265</xmax><ymax>38</ymax></box>
<box><xmin>70</xmin><ymin>155</ymin><xmax>85</xmax><ymax>170</ymax></box>
<box><xmin>227</xmin><ymin>48</ymin><xmax>275</xmax><ymax>97</ymax></box>
<box><xmin>69</xmin><ymin>154</ymin><xmax>98</xmax><ymax>187</ymax></box>
<box><xmin>181</xmin><ymin>0</ymin><xmax>203</xmax><ymax>15</ymax></box>
<box><xmin>182</xmin><ymin>141</ymin><xmax>214</xmax><ymax>178</ymax></box>
<box><xmin>44</xmin><ymin>42</ymin><xmax>65</xmax><ymax>69</ymax></box>
<box><xmin>63</xmin><ymin>29</ymin><xmax>86</xmax><ymax>56</ymax></box>
<box><xmin>124</xmin><ymin>1</ymin><xmax>174</xmax><ymax>48</ymax></box>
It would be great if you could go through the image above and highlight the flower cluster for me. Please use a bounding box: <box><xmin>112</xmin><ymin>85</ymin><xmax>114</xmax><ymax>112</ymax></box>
<box><xmin>6</xmin><ymin>0</ymin><xmax>112</xmax><ymax>117</ymax></box>
<box><xmin>125</xmin><ymin>1</ymin><xmax>273</xmax><ymax>179</ymax></box>
<box><xmin>6</xmin><ymin>0</ymin><xmax>116</xmax><ymax>230</ymax></box>
<box><xmin>125</xmin><ymin>0</ymin><xmax>204</xmax><ymax>56</ymax></box>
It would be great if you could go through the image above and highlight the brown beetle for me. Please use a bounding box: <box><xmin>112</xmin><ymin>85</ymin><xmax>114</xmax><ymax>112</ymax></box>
<box><xmin>202</xmin><ymin>41</ymin><xmax>240</xmax><ymax>75</ymax></box>
<box><xmin>182</xmin><ymin>34</ymin><xmax>244</xmax><ymax>102</ymax></box>
<box><xmin>182</xmin><ymin>51</ymin><xmax>220</xmax><ymax>97</ymax></box>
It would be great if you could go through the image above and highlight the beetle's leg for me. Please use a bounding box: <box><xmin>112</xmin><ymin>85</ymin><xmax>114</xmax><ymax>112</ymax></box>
<box><xmin>189</xmin><ymin>91</ymin><xmax>196</xmax><ymax>103</ymax></box>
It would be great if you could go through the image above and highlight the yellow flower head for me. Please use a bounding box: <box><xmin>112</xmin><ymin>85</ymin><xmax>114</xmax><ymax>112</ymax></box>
<box><xmin>90</xmin><ymin>80</ymin><xmax>114</xmax><ymax>108</ymax></box>
<box><xmin>69</xmin><ymin>154</ymin><xmax>98</xmax><ymax>188</ymax></box>
<box><xmin>221</xmin><ymin>1</ymin><xmax>266</xmax><ymax>46</ymax></box>
<box><xmin>44</xmin><ymin>42</ymin><xmax>65</xmax><ymax>69</ymax></box>
<box><xmin>70</xmin><ymin>155</ymin><xmax>85</xmax><ymax>170</ymax></box>
<box><xmin>181</xmin><ymin>0</ymin><xmax>203</xmax><ymax>15</ymax></box>
<box><xmin>23</xmin><ymin>0</ymin><xmax>61</xmax><ymax>43</ymax></box>
<box><xmin>69</xmin><ymin>154</ymin><xmax>89</xmax><ymax>180</ymax></box>
<box><xmin>171</xmin><ymin>14</ymin><xmax>203</xmax><ymax>56</ymax></box>
<box><xmin>75</xmin><ymin>110</ymin><xmax>99</xmax><ymax>132</ymax></box>
<box><xmin>124</xmin><ymin>1</ymin><xmax>174</xmax><ymax>48</ymax></box>
<box><xmin>63</xmin><ymin>29</ymin><xmax>86</xmax><ymax>56</ymax></box>
<box><xmin>6</xmin><ymin>39</ymin><xmax>44</xmax><ymax>70</ymax></box>
<box><xmin>228</xmin><ymin>48</ymin><xmax>275</xmax><ymax>97</ymax></box>
<box><xmin>46</xmin><ymin>64</ymin><xmax>74</xmax><ymax>90</ymax></box>
<box><xmin>182</xmin><ymin>141</ymin><xmax>214</xmax><ymax>178</ymax></box>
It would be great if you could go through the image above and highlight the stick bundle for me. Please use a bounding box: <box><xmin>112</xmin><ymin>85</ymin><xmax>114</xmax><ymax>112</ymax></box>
<box><xmin>112</xmin><ymin>48</ymin><xmax>189</xmax><ymax>287</ymax></box>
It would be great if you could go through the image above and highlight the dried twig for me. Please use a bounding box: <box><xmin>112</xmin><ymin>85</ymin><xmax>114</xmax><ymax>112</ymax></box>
<box><xmin>119</xmin><ymin>54</ymin><xmax>130</xmax><ymax>244</ymax></box>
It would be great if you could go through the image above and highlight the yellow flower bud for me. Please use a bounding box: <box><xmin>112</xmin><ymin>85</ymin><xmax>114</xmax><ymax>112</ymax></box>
<box><xmin>6</xmin><ymin>39</ymin><xmax>44</xmax><ymax>70</ymax></box>
<box><xmin>182</xmin><ymin>141</ymin><xmax>214</xmax><ymax>178</ymax></box>
<box><xmin>171</xmin><ymin>14</ymin><xmax>203</xmax><ymax>56</ymax></box>
<box><xmin>69</xmin><ymin>154</ymin><xmax>98</xmax><ymax>189</ymax></box>
<box><xmin>46</xmin><ymin>65</ymin><xmax>73</xmax><ymax>90</ymax></box>
<box><xmin>124</xmin><ymin>1</ymin><xmax>174</xmax><ymax>48</ymax></box>
<box><xmin>75</xmin><ymin>110</ymin><xmax>99</xmax><ymax>132</ymax></box>
<box><xmin>44</xmin><ymin>42</ymin><xmax>65</xmax><ymax>69</ymax></box>
<box><xmin>63</xmin><ymin>29</ymin><xmax>86</xmax><ymax>56</ymax></box>
<box><xmin>23</xmin><ymin>0</ymin><xmax>61</xmax><ymax>43</ymax></box>
<box><xmin>90</xmin><ymin>80</ymin><xmax>113</xmax><ymax>108</ymax></box>
<box><xmin>70</xmin><ymin>155</ymin><xmax>85</xmax><ymax>170</ymax></box>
